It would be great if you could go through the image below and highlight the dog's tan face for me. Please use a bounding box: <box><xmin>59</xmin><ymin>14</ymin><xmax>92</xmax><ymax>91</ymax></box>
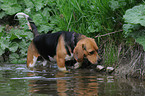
<box><xmin>74</xmin><ymin>38</ymin><xmax>100</xmax><ymax>64</ymax></box>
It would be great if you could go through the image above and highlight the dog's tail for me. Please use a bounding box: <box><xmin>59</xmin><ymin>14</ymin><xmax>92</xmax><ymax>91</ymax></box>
<box><xmin>15</xmin><ymin>12</ymin><xmax>39</xmax><ymax>37</ymax></box>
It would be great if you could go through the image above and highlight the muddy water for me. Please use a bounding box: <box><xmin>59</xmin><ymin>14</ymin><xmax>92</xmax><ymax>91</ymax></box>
<box><xmin>0</xmin><ymin>64</ymin><xmax>145</xmax><ymax>96</ymax></box>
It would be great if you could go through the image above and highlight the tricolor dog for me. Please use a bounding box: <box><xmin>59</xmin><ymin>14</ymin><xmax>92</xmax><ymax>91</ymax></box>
<box><xmin>15</xmin><ymin>13</ymin><xmax>100</xmax><ymax>71</ymax></box>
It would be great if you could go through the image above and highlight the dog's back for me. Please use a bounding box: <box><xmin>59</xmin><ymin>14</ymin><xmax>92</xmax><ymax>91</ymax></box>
<box><xmin>33</xmin><ymin>31</ymin><xmax>82</xmax><ymax>60</ymax></box>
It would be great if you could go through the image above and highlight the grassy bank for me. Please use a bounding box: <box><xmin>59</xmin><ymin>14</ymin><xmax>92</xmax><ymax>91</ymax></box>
<box><xmin>0</xmin><ymin>0</ymin><xmax>143</xmax><ymax>65</ymax></box>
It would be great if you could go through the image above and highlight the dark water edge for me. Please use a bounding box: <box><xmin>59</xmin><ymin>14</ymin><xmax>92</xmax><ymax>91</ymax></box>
<box><xmin>0</xmin><ymin>64</ymin><xmax>145</xmax><ymax>96</ymax></box>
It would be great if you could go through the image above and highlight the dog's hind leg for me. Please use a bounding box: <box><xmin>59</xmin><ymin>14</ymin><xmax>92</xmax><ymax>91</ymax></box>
<box><xmin>27</xmin><ymin>41</ymin><xmax>40</xmax><ymax>68</ymax></box>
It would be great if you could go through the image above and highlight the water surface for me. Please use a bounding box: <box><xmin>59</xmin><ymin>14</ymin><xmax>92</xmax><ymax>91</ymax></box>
<box><xmin>0</xmin><ymin>64</ymin><xmax>145</xmax><ymax>96</ymax></box>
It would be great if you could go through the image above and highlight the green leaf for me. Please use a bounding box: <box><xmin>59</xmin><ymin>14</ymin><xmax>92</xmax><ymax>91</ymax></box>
<box><xmin>0</xmin><ymin>46</ymin><xmax>4</xmax><ymax>55</ymax></box>
<box><xmin>9</xmin><ymin>53</ymin><xmax>19</xmax><ymax>59</ymax></box>
<box><xmin>0</xmin><ymin>37</ymin><xmax>10</xmax><ymax>50</ymax></box>
<box><xmin>1</xmin><ymin>0</ymin><xmax>17</xmax><ymax>5</ymax></box>
<box><xmin>32</xmin><ymin>13</ymin><xmax>43</xmax><ymax>25</ymax></box>
<box><xmin>38</xmin><ymin>25</ymin><xmax>52</xmax><ymax>33</ymax></box>
<box><xmin>18</xmin><ymin>40</ymin><xmax>29</xmax><ymax>55</ymax></box>
<box><xmin>0</xmin><ymin>26</ymin><xmax>5</xmax><ymax>32</ymax></box>
<box><xmin>1</xmin><ymin>3</ymin><xmax>22</xmax><ymax>15</ymax></box>
<box><xmin>109</xmin><ymin>0</ymin><xmax>119</xmax><ymax>11</ymax></box>
<box><xmin>123</xmin><ymin>4</ymin><xmax>145</xmax><ymax>26</ymax></box>
<box><xmin>24</xmin><ymin>0</ymin><xmax>34</xmax><ymax>8</ymax></box>
<box><xmin>9</xmin><ymin>42</ymin><xmax>19</xmax><ymax>52</ymax></box>
<box><xmin>123</xmin><ymin>4</ymin><xmax>145</xmax><ymax>50</ymax></box>
<box><xmin>109</xmin><ymin>0</ymin><xmax>126</xmax><ymax>11</ymax></box>
<box><xmin>10</xmin><ymin>29</ymin><xmax>29</xmax><ymax>40</ymax></box>
<box><xmin>0</xmin><ymin>11</ymin><xmax>6</xmax><ymax>19</ymax></box>
<box><xmin>18</xmin><ymin>40</ymin><xmax>28</xmax><ymax>49</ymax></box>
<box><xmin>129</xmin><ymin>29</ymin><xmax>145</xmax><ymax>50</ymax></box>
<box><xmin>33</xmin><ymin>0</ymin><xmax>44</xmax><ymax>11</ymax></box>
<box><xmin>9</xmin><ymin>53</ymin><xmax>19</xmax><ymax>64</ymax></box>
<box><xmin>136</xmin><ymin>37</ymin><xmax>145</xmax><ymax>50</ymax></box>
<box><xmin>123</xmin><ymin>24</ymin><xmax>141</xmax><ymax>35</ymax></box>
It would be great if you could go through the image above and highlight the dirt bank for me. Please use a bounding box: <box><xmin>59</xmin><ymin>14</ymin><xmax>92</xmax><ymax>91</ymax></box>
<box><xmin>114</xmin><ymin>43</ymin><xmax>145</xmax><ymax>80</ymax></box>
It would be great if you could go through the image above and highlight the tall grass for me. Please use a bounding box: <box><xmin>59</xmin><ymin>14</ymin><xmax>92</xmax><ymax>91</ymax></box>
<box><xmin>56</xmin><ymin>0</ymin><xmax>113</xmax><ymax>35</ymax></box>
<box><xmin>102</xmin><ymin>40</ymin><xmax>119</xmax><ymax>66</ymax></box>
<box><xmin>55</xmin><ymin>0</ymin><xmax>139</xmax><ymax>37</ymax></box>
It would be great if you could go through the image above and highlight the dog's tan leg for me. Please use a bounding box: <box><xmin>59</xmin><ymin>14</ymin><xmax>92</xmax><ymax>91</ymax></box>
<box><xmin>27</xmin><ymin>41</ymin><xmax>39</xmax><ymax>67</ymax></box>
<box><xmin>56</xmin><ymin>35</ymin><xmax>67</xmax><ymax>71</ymax></box>
<box><xmin>57</xmin><ymin>58</ymin><xmax>66</xmax><ymax>71</ymax></box>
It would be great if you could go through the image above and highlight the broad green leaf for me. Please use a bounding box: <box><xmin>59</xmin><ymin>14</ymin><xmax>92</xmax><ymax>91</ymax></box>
<box><xmin>109</xmin><ymin>0</ymin><xmax>119</xmax><ymax>11</ymax></box>
<box><xmin>1</xmin><ymin>3</ymin><xmax>22</xmax><ymax>15</ymax></box>
<box><xmin>38</xmin><ymin>25</ymin><xmax>52</xmax><ymax>33</ymax></box>
<box><xmin>18</xmin><ymin>40</ymin><xmax>28</xmax><ymax>49</ymax></box>
<box><xmin>0</xmin><ymin>46</ymin><xmax>4</xmax><ymax>55</ymax></box>
<box><xmin>17</xmin><ymin>59</ymin><xmax>26</xmax><ymax>64</ymax></box>
<box><xmin>9</xmin><ymin>53</ymin><xmax>19</xmax><ymax>64</ymax></box>
<box><xmin>0</xmin><ymin>37</ymin><xmax>10</xmax><ymax>50</ymax></box>
<box><xmin>136</xmin><ymin>37</ymin><xmax>145</xmax><ymax>50</ymax></box>
<box><xmin>123</xmin><ymin>4</ymin><xmax>145</xmax><ymax>26</ymax></box>
<box><xmin>123</xmin><ymin>24</ymin><xmax>141</xmax><ymax>35</ymax></box>
<box><xmin>9</xmin><ymin>42</ymin><xmax>19</xmax><ymax>52</ymax></box>
<box><xmin>10</xmin><ymin>29</ymin><xmax>29</xmax><ymax>40</ymax></box>
<box><xmin>24</xmin><ymin>8</ymin><xmax>31</xmax><ymax>13</ymax></box>
<box><xmin>24</xmin><ymin>32</ymin><xmax>33</xmax><ymax>40</ymax></box>
<box><xmin>129</xmin><ymin>29</ymin><xmax>145</xmax><ymax>50</ymax></box>
<box><xmin>9</xmin><ymin>53</ymin><xmax>19</xmax><ymax>59</ymax></box>
<box><xmin>0</xmin><ymin>26</ymin><xmax>4</xmax><ymax>32</ymax></box>
<box><xmin>10</xmin><ymin>29</ymin><xmax>21</xmax><ymax>40</ymax></box>
<box><xmin>20</xmin><ymin>48</ymin><xmax>27</xmax><ymax>56</ymax></box>
<box><xmin>1</xmin><ymin>0</ymin><xmax>17</xmax><ymax>5</ymax></box>
<box><xmin>24</xmin><ymin>0</ymin><xmax>34</xmax><ymax>8</ymax></box>
<box><xmin>18</xmin><ymin>40</ymin><xmax>29</xmax><ymax>56</ymax></box>
<box><xmin>32</xmin><ymin>13</ymin><xmax>43</xmax><ymax>26</ymax></box>
<box><xmin>33</xmin><ymin>0</ymin><xmax>44</xmax><ymax>11</ymax></box>
<box><xmin>0</xmin><ymin>11</ymin><xmax>6</xmax><ymax>19</ymax></box>
<box><xmin>123</xmin><ymin>4</ymin><xmax>145</xmax><ymax>50</ymax></box>
<box><xmin>109</xmin><ymin>0</ymin><xmax>126</xmax><ymax>11</ymax></box>
<box><xmin>18</xmin><ymin>40</ymin><xmax>28</xmax><ymax>55</ymax></box>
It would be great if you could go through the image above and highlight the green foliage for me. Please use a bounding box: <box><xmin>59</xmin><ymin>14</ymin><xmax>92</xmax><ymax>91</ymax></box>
<box><xmin>123</xmin><ymin>4</ymin><xmax>145</xmax><ymax>50</ymax></box>
<box><xmin>0</xmin><ymin>0</ymin><xmax>143</xmax><ymax>63</ymax></box>
<box><xmin>102</xmin><ymin>40</ymin><xmax>119</xmax><ymax>66</ymax></box>
<box><xmin>0</xmin><ymin>26</ymin><xmax>32</xmax><ymax>63</ymax></box>
<box><xmin>0</xmin><ymin>0</ymin><xmax>22</xmax><ymax>15</ymax></box>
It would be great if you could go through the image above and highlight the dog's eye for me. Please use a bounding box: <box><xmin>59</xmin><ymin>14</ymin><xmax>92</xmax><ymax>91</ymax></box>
<box><xmin>89</xmin><ymin>51</ymin><xmax>95</xmax><ymax>55</ymax></box>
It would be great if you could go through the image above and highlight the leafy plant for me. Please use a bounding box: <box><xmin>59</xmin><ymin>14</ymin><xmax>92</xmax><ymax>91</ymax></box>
<box><xmin>123</xmin><ymin>4</ymin><xmax>145</xmax><ymax>50</ymax></box>
<box><xmin>0</xmin><ymin>0</ymin><xmax>143</xmax><ymax>63</ymax></box>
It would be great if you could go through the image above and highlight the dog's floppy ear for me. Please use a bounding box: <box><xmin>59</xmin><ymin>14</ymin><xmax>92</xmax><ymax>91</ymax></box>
<box><xmin>73</xmin><ymin>44</ymin><xmax>85</xmax><ymax>62</ymax></box>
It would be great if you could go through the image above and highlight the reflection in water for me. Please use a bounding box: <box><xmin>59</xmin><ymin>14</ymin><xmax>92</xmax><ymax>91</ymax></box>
<box><xmin>0</xmin><ymin>64</ymin><xmax>145</xmax><ymax>96</ymax></box>
<box><xmin>28</xmin><ymin>69</ymin><xmax>98</xmax><ymax>96</ymax></box>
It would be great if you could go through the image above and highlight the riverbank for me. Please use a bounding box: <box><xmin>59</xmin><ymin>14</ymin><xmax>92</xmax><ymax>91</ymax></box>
<box><xmin>113</xmin><ymin>43</ymin><xmax>145</xmax><ymax>80</ymax></box>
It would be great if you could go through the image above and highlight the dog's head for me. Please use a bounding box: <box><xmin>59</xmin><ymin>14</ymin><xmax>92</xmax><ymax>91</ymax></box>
<box><xmin>73</xmin><ymin>37</ymin><xmax>100</xmax><ymax>64</ymax></box>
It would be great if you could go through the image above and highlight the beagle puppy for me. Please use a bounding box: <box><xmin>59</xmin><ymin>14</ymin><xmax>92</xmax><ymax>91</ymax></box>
<box><xmin>15</xmin><ymin>13</ymin><xmax>100</xmax><ymax>71</ymax></box>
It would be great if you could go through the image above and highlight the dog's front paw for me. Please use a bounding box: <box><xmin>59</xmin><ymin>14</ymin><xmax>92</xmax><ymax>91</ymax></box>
<box><xmin>58</xmin><ymin>67</ymin><xmax>67</xmax><ymax>72</ymax></box>
<box><xmin>74</xmin><ymin>62</ymin><xmax>82</xmax><ymax>69</ymax></box>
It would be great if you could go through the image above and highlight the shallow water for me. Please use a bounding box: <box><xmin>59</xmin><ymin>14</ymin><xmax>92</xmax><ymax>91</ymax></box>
<box><xmin>0</xmin><ymin>64</ymin><xmax>145</xmax><ymax>96</ymax></box>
